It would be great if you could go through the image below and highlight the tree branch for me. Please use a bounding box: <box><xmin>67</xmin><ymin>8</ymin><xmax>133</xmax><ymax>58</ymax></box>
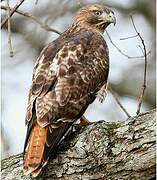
<box><xmin>130</xmin><ymin>16</ymin><xmax>148</xmax><ymax>115</ymax></box>
<box><xmin>1</xmin><ymin>5</ymin><xmax>61</xmax><ymax>35</ymax></box>
<box><xmin>108</xmin><ymin>85</ymin><xmax>131</xmax><ymax>118</ymax></box>
<box><xmin>6</xmin><ymin>0</ymin><xmax>14</xmax><ymax>57</ymax></box>
<box><xmin>1</xmin><ymin>109</ymin><xmax>155</xmax><ymax>179</ymax></box>
<box><xmin>1</xmin><ymin>0</ymin><xmax>25</xmax><ymax>28</ymax></box>
<box><xmin>105</xmin><ymin>31</ymin><xmax>150</xmax><ymax>59</ymax></box>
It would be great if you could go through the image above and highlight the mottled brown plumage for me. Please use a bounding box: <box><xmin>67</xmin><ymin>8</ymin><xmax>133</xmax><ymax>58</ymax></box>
<box><xmin>23</xmin><ymin>4</ymin><xmax>116</xmax><ymax>177</ymax></box>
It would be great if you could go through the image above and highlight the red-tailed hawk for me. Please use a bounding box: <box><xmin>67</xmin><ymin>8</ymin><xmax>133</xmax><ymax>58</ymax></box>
<box><xmin>23</xmin><ymin>4</ymin><xmax>116</xmax><ymax>177</ymax></box>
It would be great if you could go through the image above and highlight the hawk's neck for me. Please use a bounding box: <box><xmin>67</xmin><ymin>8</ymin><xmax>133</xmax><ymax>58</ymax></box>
<box><xmin>61</xmin><ymin>22</ymin><xmax>102</xmax><ymax>37</ymax></box>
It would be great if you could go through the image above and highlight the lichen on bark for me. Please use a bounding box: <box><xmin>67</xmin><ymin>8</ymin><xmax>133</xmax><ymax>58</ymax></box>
<box><xmin>1</xmin><ymin>109</ymin><xmax>156</xmax><ymax>180</ymax></box>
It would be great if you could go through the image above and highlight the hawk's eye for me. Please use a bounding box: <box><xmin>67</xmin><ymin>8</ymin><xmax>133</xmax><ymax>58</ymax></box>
<box><xmin>95</xmin><ymin>11</ymin><xmax>102</xmax><ymax>16</ymax></box>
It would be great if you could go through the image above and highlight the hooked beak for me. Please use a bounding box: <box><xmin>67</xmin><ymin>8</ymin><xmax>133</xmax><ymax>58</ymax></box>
<box><xmin>102</xmin><ymin>12</ymin><xmax>116</xmax><ymax>26</ymax></box>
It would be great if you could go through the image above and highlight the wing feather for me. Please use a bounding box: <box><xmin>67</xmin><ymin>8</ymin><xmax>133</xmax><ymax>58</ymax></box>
<box><xmin>35</xmin><ymin>32</ymin><xmax>109</xmax><ymax>127</ymax></box>
<box><xmin>25</xmin><ymin>43</ymin><xmax>58</xmax><ymax>125</ymax></box>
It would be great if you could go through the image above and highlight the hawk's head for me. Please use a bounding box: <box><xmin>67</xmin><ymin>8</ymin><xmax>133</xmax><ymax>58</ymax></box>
<box><xmin>75</xmin><ymin>4</ymin><xmax>116</xmax><ymax>33</ymax></box>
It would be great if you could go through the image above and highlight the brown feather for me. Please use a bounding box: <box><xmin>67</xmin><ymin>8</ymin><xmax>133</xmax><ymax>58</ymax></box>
<box><xmin>23</xmin><ymin>3</ymin><xmax>115</xmax><ymax>177</ymax></box>
<box><xmin>24</xmin><ymin>122</ymin><xmax>47</xmax><ymax>175</ymax></box>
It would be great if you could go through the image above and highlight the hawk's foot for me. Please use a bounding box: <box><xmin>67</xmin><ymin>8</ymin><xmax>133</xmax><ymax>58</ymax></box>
<box><xmin>74</xmin><ymin>116</ymin><xmax>93</xmax><ymax>130</ymax></box>
<box><xmin>80</xmin><ymin>116</ymin><xmax>93</xmax><ymax>126</ymax></box>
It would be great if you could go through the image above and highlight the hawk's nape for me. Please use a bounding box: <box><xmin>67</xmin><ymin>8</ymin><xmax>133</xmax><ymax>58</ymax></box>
<box><xmin>23</xmin><ymin>4</ymin><xmax>115</xmax><ymax>177</ymax></box>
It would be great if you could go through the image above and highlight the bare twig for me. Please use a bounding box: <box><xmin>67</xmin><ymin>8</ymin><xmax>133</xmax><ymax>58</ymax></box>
<box><xmin>1</xmin><ymin>0</ymin><xmax>25</xmax><ymax>28</ymax></box>
<box><xmin>76</xmin><ymin>0</ymin><xmax>82</xmax><ymax>7</ymax></box>
<box><xmin>108</xmin><ymin>85</ymin><xmax>131</xmax><ymax>118</ymax></box>
<box><xmin>35</xmin><ymin>0</ymin><xmax>39</xmax><ymax>5</ymax></box>
<box><xmin>120</xmin><ymin>34</ymin><xmax>138</xmax><ymax>40</ymax></box>
<box><xmin>130</xmin><ymin>16</ymin><xmax>148</xmax><ymax>115</ymax></box>
<box><xmin>105</xmin><ymin>31</ymin><xmax>150</xmax><ymax>59</ymax></box>
<box><xmin>138</xmin><ymin>45</ymin><xmax>145</xmax><ymax>54</ymax></box>
<box><xmin>1</xmin><ymin>5</ymin><xmax>61</xmax><ymax>35</ymax></box>
<box><xmin>6</xmin><ymin>0</ymin><xmax>14</xmax><ymax>57</ymax></box>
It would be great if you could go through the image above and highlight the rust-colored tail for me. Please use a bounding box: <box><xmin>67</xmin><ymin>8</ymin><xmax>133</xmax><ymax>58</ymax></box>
<box><xmin>23</xmin><ymin>122</ymin><xmax>48</xmax><ymax>177</ymax></box>
<box><xmin>23</xmin><ymin>119</ymin><xmax>73</xmax><ymax>177</ymax></box>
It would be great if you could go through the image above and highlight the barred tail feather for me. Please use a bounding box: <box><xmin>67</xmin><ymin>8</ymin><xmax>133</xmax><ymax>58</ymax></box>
<box><xmin>23</xmin><ymin>120</ymin><xmax>73</xmax><ymax>177</ymax></box>
<box><xmin>23</xmin><ymin>122</ymin><xmax>47</xmax><ymax>177</ymax></box>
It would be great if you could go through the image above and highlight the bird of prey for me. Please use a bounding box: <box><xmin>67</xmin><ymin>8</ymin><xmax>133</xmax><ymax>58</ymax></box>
<box><xmin>23</xmin><ymin>4</ymin><xmax>116</xmax><ymax>177</ymax></box>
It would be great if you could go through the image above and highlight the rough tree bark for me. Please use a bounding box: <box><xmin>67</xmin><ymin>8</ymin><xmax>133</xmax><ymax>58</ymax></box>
<box><xmin>1</xmin><ymin>109</ymin><xmax>156</xmax><ymax>180</ymax></box>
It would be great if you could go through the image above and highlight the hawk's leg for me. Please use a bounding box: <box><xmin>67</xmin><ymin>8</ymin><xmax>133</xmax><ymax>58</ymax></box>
<box><xmin>62</xmin><ymin>116</ymin><xmax>93</xmax><ymax>138</ymax></box>
<box><xmin>80</xmin><ymin>115</ymin><xmax>92</xmax><ymax>126</ymax></box>
<box><xmin>97</xmin><ymin>83</ymin><xmax>108</xmax><ymax>103</ymax></box>
<box><xmin>74</xmin><ymin>115</ymin><xmax>93</xmax><ymax>130</ymax></box>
